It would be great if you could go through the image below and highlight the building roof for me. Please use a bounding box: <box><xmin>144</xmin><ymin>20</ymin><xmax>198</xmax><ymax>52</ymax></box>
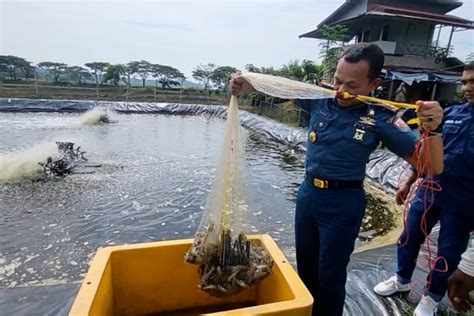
<box><xmin>366</xmin><ymin>4</ymin><xmax>474</xmax><ymax>29</ymax></box>
<box><xmin>300</xmin><ymin>0</ymin><xmax>473</xmax><ymax>39</ymax></box>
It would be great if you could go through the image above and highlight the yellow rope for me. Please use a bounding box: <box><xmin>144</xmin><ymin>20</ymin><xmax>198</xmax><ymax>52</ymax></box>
<box><xmin>314</xmin><ymin>85</ymin><xmax>419</xmax><ymax>110</ymax></box>
<box><xmin>355</xmin><ymin>94</ymin><xmax>418</xmax><ymax>109</ymax></box>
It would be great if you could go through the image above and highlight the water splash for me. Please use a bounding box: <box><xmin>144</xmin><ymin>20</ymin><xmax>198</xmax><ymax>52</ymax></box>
<box><xmin>78</xmin><ymin>108</ymin><xmax>107</xmax><ymax>125</ymax></box>
<box><xmin>0</xmin><ymin>143</ymin><xmax>61</xmax><ymax>181</ymax></box>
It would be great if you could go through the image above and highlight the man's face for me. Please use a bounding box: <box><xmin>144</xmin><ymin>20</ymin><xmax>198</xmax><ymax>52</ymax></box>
<box><xmin>333</xmin><ymin>58</ymin><xmax>379</xmax><ymax>107</ymax></box>
<box><xmin>461</xmin><ymin>69</ymin><xmax>474</xmax><ymax>104</ymax></box>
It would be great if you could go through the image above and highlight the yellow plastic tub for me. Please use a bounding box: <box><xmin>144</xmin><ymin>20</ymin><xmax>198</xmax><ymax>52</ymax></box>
<box><xmin>69</xmin><ymin>234</ymin><xmax>313</xmax><ymax>315</ymax></box>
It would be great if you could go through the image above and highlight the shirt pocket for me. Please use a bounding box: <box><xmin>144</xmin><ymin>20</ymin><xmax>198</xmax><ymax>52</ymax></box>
<box><xmin>311</xmin><ymin>115</ymin><xmax>330</xmax><ymax>132</ymax></box>
<box><xmin>443</xmin><ymin>123</ymin><xmax>467</xmax><ymax>155</ymax></box>
<box><xmin>338</xmin><ymin>126</ymin><xmax>376</xmax><ymax>161</ymax></box>
<box><xmin>308</xmin><ymin>114</ymin><xmax>332</xmax><ymax>144</ymax></box>
<box><xmin>443</xmin><ymin>123</ymin><xmax>461</xmax><ymax>134</ymax></box>
<box><xmin>343</xmin><ymin>126</ymin><xmax>376</xmax><ymax>146</ymax></box>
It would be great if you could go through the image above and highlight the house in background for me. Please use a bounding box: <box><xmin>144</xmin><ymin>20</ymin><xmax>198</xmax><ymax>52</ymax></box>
<box><xmin>299</xmin><ymin>0</ymin><xmax>473</xmax><ymax>102</ymax></box>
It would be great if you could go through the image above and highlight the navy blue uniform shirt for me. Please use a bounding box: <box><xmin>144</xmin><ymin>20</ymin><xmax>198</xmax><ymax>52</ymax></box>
<box><xmin>296</xmin><ymin>98</ymin><xmax>418</xmax><ymax>181</ymax></box>
<box><xmin>435</xmin><ymin>102</ymin><xmax>474</xmax><ymax>215</ymax></box>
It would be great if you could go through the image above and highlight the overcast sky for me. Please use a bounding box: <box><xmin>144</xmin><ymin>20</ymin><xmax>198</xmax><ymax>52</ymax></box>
<box><xmin>1</xmin><ymin>0</ymin><xmax>473</xmax><ymax>80</ymax></box>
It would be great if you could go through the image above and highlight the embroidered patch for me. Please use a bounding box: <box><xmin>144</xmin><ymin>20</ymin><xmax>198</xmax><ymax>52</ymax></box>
<box><xmin>353</xmin><ymin>128</ymin><xmax>366</xmax><ymax>141</ymax></box>
<box><xmin>391</xmin><ymin>117</ymin><xmax>410</xmax><ymax>132</ymax></box>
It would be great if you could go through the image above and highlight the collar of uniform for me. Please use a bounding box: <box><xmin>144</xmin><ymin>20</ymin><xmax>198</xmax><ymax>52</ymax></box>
<box><xmin>332</xmin><ymin>97</ymin><xmax>368</xmax><ymax>112</ymax></box>
<box><xmin>458</xmin><ymin>102</ymin><xmax>474</xmax><ymax>113</ymax></box>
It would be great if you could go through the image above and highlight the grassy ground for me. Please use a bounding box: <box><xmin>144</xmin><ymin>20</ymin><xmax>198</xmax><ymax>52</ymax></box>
<box><xmin>0</xmin><ymin>82</ymin><xmax>228</xmax><ymax>105</ymax></box>
<box><xmin>0</xmin><ymin>82</ymin><xmax>303</xmax><ymax>127</ymax></box>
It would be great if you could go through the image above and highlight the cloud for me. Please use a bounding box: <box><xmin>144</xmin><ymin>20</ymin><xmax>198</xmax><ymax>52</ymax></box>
<box><xmin>124</xmin><ymin>20</ymin><xmax>193</xmax><ymax>31</ymax></box>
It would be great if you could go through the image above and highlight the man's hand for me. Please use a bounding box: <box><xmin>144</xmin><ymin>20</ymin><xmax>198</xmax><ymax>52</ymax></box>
<box><xmin>395</xmin><ymin>183</ymin><xmax>411</xmax><ymax>205</ymax></box>
<box><xmin>229</xmin><ymin>72</ymin><xmax>253</xmax><ymax>95</ymax></box>
<box><xmin>416</xmin><ymin>101</ymin><xmax>443</xmax><ymax>132</ymax></box>
<box><xmin>448</xmin><ymin>269</ymin><xmax>474</xmax><ymax>312</ymax></box>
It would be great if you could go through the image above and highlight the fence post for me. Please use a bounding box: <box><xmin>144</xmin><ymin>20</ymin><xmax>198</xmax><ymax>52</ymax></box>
<box><xmin>258</xmin><ymin>99</ymin><xmax>262</xmax><ymax>115</ymax></box>
<box><xmin>34</xmin><ymin>68</ymin><xmax>39</xmax><ymax>97</ymax></box>
<box><xmin>279</xmin><ymin>103</ymin><xmax>283</xmax><ymax>122</ymax></box>
<box><xmin>298</xmin><ymin>109</ymin><xmax>302</xmax><ymax>127</ymax></box>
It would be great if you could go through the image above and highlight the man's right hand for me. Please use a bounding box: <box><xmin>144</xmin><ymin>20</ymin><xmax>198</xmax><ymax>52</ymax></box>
<box><xmin>229</xmin><ymin>73</ymin><xmax>253</xmax><ymax>95</ymax></box>
<box><xmin>395</xmin><ymin>183</ymin><xmax>411</xmax><ymax>205</ymax></box>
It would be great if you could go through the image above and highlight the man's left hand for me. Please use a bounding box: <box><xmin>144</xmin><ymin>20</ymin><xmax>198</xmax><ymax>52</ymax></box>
<box><xmin>416</xmin><ymin>101</ymin><xmax>443</xmax><ymax>132</ymax></box>
<box><xmin>448</xmin><ymin>269</ymin><xmax>474</xmax><ymax>312</ymax></box>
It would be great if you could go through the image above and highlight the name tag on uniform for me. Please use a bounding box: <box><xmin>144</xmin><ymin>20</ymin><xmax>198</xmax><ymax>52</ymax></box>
<box><xmin>445</xmin><ymin>119</ymin><xmax>462</xmax><ymax>124</ymax></box>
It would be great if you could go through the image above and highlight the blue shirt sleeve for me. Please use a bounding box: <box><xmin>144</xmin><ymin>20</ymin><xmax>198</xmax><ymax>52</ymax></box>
<box><xmin>377</xmin><ymin>116</ymin><xmax>418</xmax><ymax>158</ymax></box>
<box><xmin>294</xmin><ymin>98</ymin><xmax>332</xmax><ymax>113</ymax></box>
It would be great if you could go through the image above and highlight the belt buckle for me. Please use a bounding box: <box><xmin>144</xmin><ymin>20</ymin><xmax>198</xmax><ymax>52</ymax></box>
<box><xmin>313</xmin><ymin>178</ymin><xmax>328</xmax><ymax>189</ymax></box>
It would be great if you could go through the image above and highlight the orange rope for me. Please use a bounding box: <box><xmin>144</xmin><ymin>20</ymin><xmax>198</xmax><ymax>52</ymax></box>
<box><xmin>398</xmin><ymin>130</ymin><xmax>446</xmax><ymax>297</ymax></box>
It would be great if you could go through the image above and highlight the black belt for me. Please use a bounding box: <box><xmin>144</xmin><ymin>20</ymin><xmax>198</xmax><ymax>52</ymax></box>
<box><xmin>305</xmin><ymin>173</ymin><xmax>363</xmax><ymax>189</ymax></box>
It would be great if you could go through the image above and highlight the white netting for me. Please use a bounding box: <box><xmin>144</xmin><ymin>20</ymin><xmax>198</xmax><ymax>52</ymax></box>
<box><xmin>241</xmin><ymin>72</ymin><xmax>334</xmax><ymax>99</ymax></box>
<box><xmin>240</xmin><ymin>72</ymin><xmax>416</xmax><ymax>111</ymax></box>
<box><xmin>185</xmin><ymin>96</ymin><xmax>272</xmax><ymax>297</ymax></box>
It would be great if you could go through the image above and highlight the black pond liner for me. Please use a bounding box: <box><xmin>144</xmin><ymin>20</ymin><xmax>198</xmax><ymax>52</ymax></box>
<box><xmin>0</xmin><ymin>98</ymin><xmax>457</xmax><ymax>315</ymax></box>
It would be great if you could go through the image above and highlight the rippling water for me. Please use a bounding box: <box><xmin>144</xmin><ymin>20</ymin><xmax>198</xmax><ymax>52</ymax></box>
<box><xmin>0</xmin><ymin>112</ymin><xmax>307</xmax><ymax>288</ymax></box>
<box><xmin>1</xmin><ymin>111</ymin><xmax>459</xmax><ymax>316</ymax></box>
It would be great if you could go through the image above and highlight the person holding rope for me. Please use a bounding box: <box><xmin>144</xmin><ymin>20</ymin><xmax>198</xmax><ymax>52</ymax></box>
<box><xmin>229</xmin><ymin>43</ymin><xmax>444</xmax><ymax>316</ymax></box>
<box><xmin>374</xmin><ymin>62</ymin><xmax>474</xmax><ymax>315</ymax></box>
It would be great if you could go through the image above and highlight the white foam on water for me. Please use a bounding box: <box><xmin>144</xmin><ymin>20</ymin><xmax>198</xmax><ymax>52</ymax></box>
<box><xmin>0</xmin><ymin>143</ymin><xmax>61</xmax><ymax>181</ymax></box>
<box><xmin>78</xmin><ymin>108</ymin><xmax>107</xmax><ymax>125</ymax></box>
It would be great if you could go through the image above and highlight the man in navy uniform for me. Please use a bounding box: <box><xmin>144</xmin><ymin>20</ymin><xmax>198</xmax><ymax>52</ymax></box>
<box><xmin>374</xmin><ymin>62</ymin><xmax>474</xmax><ymax>316</ymax></box>
<box><xmin>229</xmin><ymin>43</ymin><xmax>444</xmax><ymax>316</ymax></box>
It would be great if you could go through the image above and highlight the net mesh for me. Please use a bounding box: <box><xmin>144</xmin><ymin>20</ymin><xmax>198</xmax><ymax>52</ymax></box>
<box><xmin>241</xmin><ymin>72</ymin><xmax>417</xmax><ymax>110</ymax></box>
<box><xmin>241</xmin><ymin>72</ymin><xmax>333</xmax><ymax>100</ymax></box>
<box><xmin>185</xmin><ymin>96</ymin><xmax>272</xmax><ymax>297</ymax></box>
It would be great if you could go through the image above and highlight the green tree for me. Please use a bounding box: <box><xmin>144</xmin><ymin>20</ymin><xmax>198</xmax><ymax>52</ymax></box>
<box><xmin>66</xmin><ymin>66</ymin><xmax>90</xmax><ymax>85</ymax></box>
<box><xmin>123</xmin><ymin>61</ymin><xmax>139</xmax><ymax>87</ymax></box>
<box><xmin>260</xmin><ymin>66</ymin><xmax>279</xmax><ymax>75</ymax></box>
<box><xmin>85</xmin><ymin>62</ymin><xmax>109</xmax><ymax>98</ymax></box>
<box><xmin>245</xmin><ymin>64</ymin><xmax>260</xmax><ymax>73</ymax></box>
<box><xmin>318</xmin><ymin>25</ymin><xmax>348</xmax><ymax>79</ymax></box>
<box><xmin>210</xmin><ymin>66</ymin><xmax>237</xmax><ymax>90</ymax></box>
<box><xmin>279</xmin><ymin>59</ymin><xmax>305</xmax><ymax>80</ymax></box>
<box><xmin>0</xmin><ymin>55</ymin><xmax>33</xmax><ymax>80</ymax></box>
<box><xmin>151</xmin><ymin>64</ymin><xmax>185</xmax><ymax>89</ymax></box>
<box><xmin>137</xmin><ymin>60</ymin><xmax>152</xmax><ymax>87</ymax></box>
<box><xmin>299</xmin><ymin>59</ymin><xmax>324</xmax><ymax>83</ymax></box>
<box><xmin>103</xmin><ymin>64</ymin><xmax>125</xmax><ymax>86</ymax></box>
<box><xmin>85</xmin><ymin>62</ymin><xmax>109</xmax><ymax>85</ymax></box>
<box><xmin>192</xmin><ymin>63</ymin><xmax>216</xmax><ymax>90</ymax></box>
<box><xmin>38</xmin><ymin>62</ymin><xmax>67</xmax><ymax>82</ymax></box>
<box><xmin>244</xmin><ymin>64</ymin><xmax>279</xmax><ymax>75</ymax></box>
<box><xmin>120</xmin><ymin>61</ymin><xmax>140</xmax><ymax>101</ymax></box>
